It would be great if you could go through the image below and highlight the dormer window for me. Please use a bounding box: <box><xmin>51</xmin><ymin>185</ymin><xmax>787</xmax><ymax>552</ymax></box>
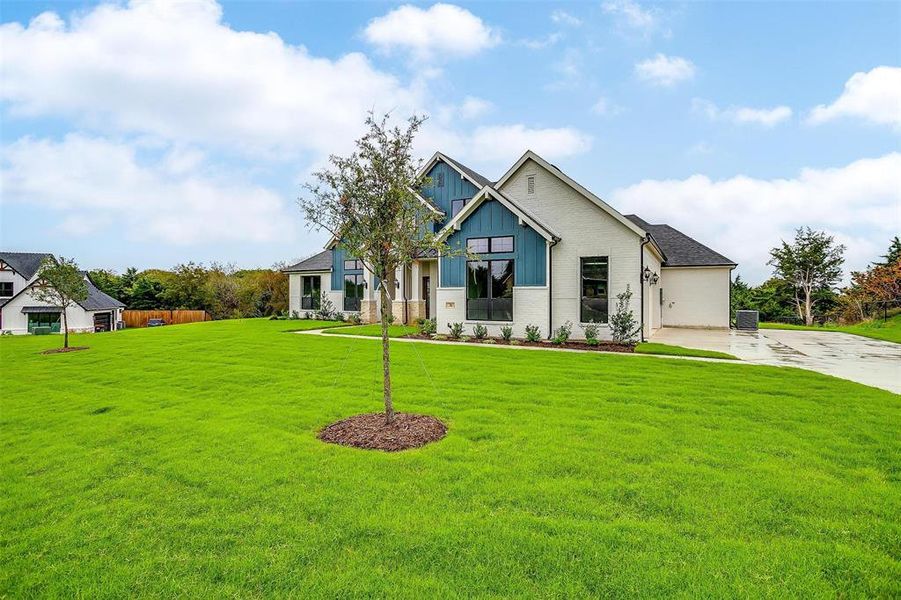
<box><xmin>451</xmin><ymin>198</ymin><xmax>468</xmax><ymax>217</ymax></box>
<box><xmin>527</xmin><ymin>175</ymin><xmax>535</xmax><ymax>195</ymax></box>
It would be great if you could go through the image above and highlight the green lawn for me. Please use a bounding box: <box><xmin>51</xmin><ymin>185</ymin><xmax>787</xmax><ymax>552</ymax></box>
<box><xmin>760</xmin><ymin>314</ymin><xmax>901</xmax><ymax>344</ymax></box>
<box><xmin>634</xmin><ymin>342</ymin><xmax>739</xmax><ymax>360</ymax></box>
<box><xmin>2</xmin><ymin>319</ymin><xmax>899</xmax><ymax>597</ymax></box>
<box><xmin>320</xmin><ymin>323</ymin><xmax>418</xmax><ymax>337</ymax></box>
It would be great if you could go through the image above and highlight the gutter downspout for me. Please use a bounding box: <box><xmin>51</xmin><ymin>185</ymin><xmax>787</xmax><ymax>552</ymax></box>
<box><xmin>639</xmin><ymin>235</ymin><xmax>650</xmax><ymax>343</ymax></box>
<box><xmin>548</xmin><ymin>238</ymin><xmax>559</xmax><ymax>339</ymax></box>
<box><xmin>728</xmin><ymin>265</ymin><xmax>736</xmax><ymax>329</ymax></box>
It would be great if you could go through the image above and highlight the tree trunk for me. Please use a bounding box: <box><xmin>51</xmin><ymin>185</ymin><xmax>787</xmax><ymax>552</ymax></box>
<box><xmin>804</xmin><ymin>290</ymin><xmax>814</xmax><ymax>326</ymax></box>
<box><xmin>62</xmin><ymin>307</ymin><xmax>69</xmax><ymax>349</ymax></box>
<box><xmin>379</xmin><ymin>282</ymin><xmax>394</xmax><ymax>424</ymax></box>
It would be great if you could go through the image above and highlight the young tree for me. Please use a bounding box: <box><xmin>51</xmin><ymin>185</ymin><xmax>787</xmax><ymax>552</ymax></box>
<box><xmin>31</xmin><ymin>256</ymin><xmax>88</xmax><ymax>349</ymax></box>
<box><xmin>609</xmin><ymin>285</ymin><xmax>638</xmax><ymax>343</ymax></box>
<box><xmin>301</xmin><ymin>113</ymin><xmax>452</xmax><ymax>423</ymax></box>
<box><xmin>768</xmin><ymin>227</ymin><xmax>845</xmax><ymax>325</ymax></box>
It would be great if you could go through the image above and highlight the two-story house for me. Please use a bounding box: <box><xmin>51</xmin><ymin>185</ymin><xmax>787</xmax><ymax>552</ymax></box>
<box><xmin>0</xmin><ymin>252</ymin><xmax>125</xmax><ymax>334</ymax></box>
<box><xmin>284</xmin><ymin>150</ymin><xmax>736</xmax><ymax>340</ymax></box>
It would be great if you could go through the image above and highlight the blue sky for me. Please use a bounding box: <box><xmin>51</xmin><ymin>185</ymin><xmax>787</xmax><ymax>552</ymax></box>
<box><xmin>1</xmin><ymin>0</ymin><xmax>898</xmax><ymax>283</ymax></box>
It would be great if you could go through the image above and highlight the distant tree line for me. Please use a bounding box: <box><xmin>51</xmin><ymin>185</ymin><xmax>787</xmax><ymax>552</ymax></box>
<box><xmin>89</xmin><ymin>262</ymin><xmax>289</xmax><ymax>320</ymax></box>
<box><xmin>732</xmin><ymin>232</ymin><xmax>900</xmax><ymax>324</ymax></box>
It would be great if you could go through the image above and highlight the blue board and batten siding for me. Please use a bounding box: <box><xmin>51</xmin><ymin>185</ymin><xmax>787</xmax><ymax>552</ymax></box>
<box><xmin>440</xmin><ymin>200</ymin><xmax>547</xmax><ymax>287</ymax></box>
<box><xmin>330</xmin><ymin>246</ymin><xmax>363</xmax><ymax>291</ymax></box>
<box><xmin>422</xmin><ymin>162</ymin><xmax>480</xmax><ymax>223</ymax></box>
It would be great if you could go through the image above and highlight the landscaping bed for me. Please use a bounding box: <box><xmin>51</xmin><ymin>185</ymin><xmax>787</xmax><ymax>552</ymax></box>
<box><xmin>402</xmin><ymin>332</ymin><xmax>636</xmax><ymax>352</ymax></box>
<box><xmin>318</xmin><ymin>412</ymin><xmax>447</xmax><ymax>451</ymax></box>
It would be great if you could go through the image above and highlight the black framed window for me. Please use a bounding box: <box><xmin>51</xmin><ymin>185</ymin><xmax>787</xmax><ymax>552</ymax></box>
<box><xmin>580</xmin><ymin>256</ymin><xmax>609</xmax><ymax>323</ymax></box>
<box><xmin>451</xmin><ymin>198</ymin><xmax>468</xmax><ymax>217</ymax></box>
<box><xmin>466</xmin><ymin>260</ymin><xmax>514</xmax><ymax>321</ymax></box>
<box><xmin>467</xmin><ymin>237</ymin><xmax>489</xmax><ymax>253</ymax></box>
<box><xmin>344</xmin><ymin>274</ymin><xmax>364</xmax><ymax>311</ymax></box>
<box><xmin>301</xmin><ymin>275</ymin><xmax>321</xmax><ymax>310</ymax></box>
<box><xmin>27</xmin><ymin>312</ymin><xmax>61</xmax><ymax>333</ymax></box>
<box><xmin>343</xmin><ymin>259</ymin><xmax>363</xmax><ymax>271</ymax></box>
<box><xmin>489</xmin><ymin>236</ymin><xmax>514</xmax><ymax>253</ymax></box>
<box><xmin>0</xmin><ymin>281</ymin><xmax>12</xmax><ymax>297</ymax></box>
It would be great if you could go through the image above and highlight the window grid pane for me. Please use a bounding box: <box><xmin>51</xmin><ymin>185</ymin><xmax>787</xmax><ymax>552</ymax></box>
<box><xmin>489</xmin><ymin>236</ymin><xmax>514</xmax><ymax>253</ymax></box>
<box><xmin>467</xmin><ymin>238</ymin><xmax>489</xmax><ymax>253</ymax></box>
<box><xmin>580</xmin><ymin>256</ymin><xmax>609</xmax><ymax>323</ymax></box>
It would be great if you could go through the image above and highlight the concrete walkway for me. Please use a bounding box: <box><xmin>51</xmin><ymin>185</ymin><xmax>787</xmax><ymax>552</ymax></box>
<box><xmin>649</xmin><ymin>327</ymin><xmax>901</xmax><ymax>394</ymax></box>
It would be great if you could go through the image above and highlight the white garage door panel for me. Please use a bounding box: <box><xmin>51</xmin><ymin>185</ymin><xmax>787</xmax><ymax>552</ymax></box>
<box><xmin>661</xmin><ymin>267</ymin><xmax>731</xmax><ymax>328</ymax></box>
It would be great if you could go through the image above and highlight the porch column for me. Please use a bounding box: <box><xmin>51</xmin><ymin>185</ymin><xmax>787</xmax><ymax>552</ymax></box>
<box><xmin>408</xmin><ymin>261</ymin><xmax>426</xmax><ymax>323</ymax></box>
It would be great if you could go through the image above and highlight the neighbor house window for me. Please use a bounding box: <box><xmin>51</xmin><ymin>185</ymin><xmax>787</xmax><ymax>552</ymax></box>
<box><xmin>451</xmin><ymin>198</ymin><xmax>468</xmax><ymax>217</ymax></box>
<box><xmin>301</xmin><ymin>275</ymin><xmax>321</xmax><ymax>310</ymax></box>
<box><xmin>580</xmin><ymin>256</ymin><xmax>609</xmax><ymax>323</ymax></box>
<box><xmin>466</xmin><ymin>260</ymin><xmax>514</xmax><ymax>321</ymax></box>
<box><xmin>0</xmin><ymin>282</ymin><xmax>12</xmax><ymax>297</ymax></box>
<box><xmin>27</xmin><ymin>312</ymin><xmax>61</xmax><ymax>333</ymax></box>
<box><xmin>344</xmin><ymin>274</ymin><xmax>364</xmax><ymax>312</ymax></box>
<box><xmin>343</xmin><ymin>259</ymin><xmax>363</xmax><ymax>271</ymax></box>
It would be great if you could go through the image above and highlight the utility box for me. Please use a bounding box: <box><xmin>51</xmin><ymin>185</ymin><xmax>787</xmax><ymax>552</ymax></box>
<box><xmin>735</xmin><ymin>310</ymin><xmax>759</xmax><ymax>331</ymax></box>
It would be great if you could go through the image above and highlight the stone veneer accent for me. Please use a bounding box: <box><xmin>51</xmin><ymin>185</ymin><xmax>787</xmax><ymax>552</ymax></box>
<box><xmin>359</xmin><ymin>300</ymin><xmax>379</xmax><ymax>324</ymax></box>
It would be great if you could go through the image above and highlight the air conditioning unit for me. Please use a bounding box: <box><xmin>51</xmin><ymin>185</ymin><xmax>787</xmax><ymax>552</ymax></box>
<box><xmin>735</xmin><ymin>310</ymin><xmax>759</xmax><ymax>331</ymax></box>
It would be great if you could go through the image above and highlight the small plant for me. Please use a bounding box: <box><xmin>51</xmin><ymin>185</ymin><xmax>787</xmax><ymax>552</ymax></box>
<box><xmin>304</xmin><ymin>311</ymin><xmax>313</xmax><ymax>319</ymax></box>
<box><xmin>500</xmin><ymin>325</ymin><xmax>513</xmax><ymax>341</ymax></box>
<box><xmin>317</xmin><ymin>291</ymin><xmax>336</xmax><ymax>320</ymax></box>
<box><xmin>418</xmin><ymin>318</ymin><xmax>437</xmax><ymax>336</ymax></box>
<box><xmin>385</xmin><ymin>312</ymin><xmax>396</xmax><ymax>325</ymax></box>
<box><xmin>524</xmin><ymin>324</ymin><xmax>541</xmax><ymax>342</ymax></box>
<box><xmin>473</xmin><ymin>324</ymin><xmax>488</xmax><ymax>339</ymax></box>
<box><xmin>349</xmin><ymin>312</ymin><xmax>362</xmax><ymax>325</ymax></box>
<box><xmin>483</xmin><ymin>338</ymin><xmax>497</xmax><ymax>344</ymax></box>
<box><xmin>509</xmin><ymin>339</ymin><xmax>521</xmax><ymax>346</ymax></box>
<box><xmin>291</xmin><ymin>310</ymin><xmax>300</xmax><ymax>319</ymax></box>
<box><xmin>586</xmin><ymin>338</ymin><xmax>600</xmax><ymax>347</ymax></box>
<box><xmin>552</xmin><ymin>320</ymin><xmax>573</xmax><ymax>345</ymax></box>
<box><xmin>334</xmin><ymin>312</ymin><xmax>346</xmax><ymax>322</ymax></box>
<box><xmin>581</xmin><ymin>320</ymin><xmax>601</xmax><ymax>344</ymax></box>
<box><xmin>448</xmin><ymin>322</ymin><xmax>464</xmax><ymax>339</ymax></box>
<box><xmin>610</xmin><ymin>285</ymin><xmax>639</xmax><ymax>343</ymax></box>
<box><xmin>433</xmin><ymin>334</ymin><xmax>448</xmax><ymax>341</ymax></box>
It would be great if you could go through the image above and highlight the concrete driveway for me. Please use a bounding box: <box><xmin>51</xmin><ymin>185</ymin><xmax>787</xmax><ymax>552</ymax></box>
<box><xmin>649</xmin><ymin>327</ymin><xmax>901</xmax><ymax>394</ymax></box>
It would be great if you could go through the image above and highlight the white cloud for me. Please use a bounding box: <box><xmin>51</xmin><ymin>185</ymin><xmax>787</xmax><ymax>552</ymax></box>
<box><xmin>0</xmin><ymin>0</ymin><xmax>424</xmax><ymax>157</ymax></box>
<box><xmin>519</xmin><ymin>32</ymin><xmax>563</xmax><ymax>50</ymax></box>
<box><xmin>808</xmin><ymin>66</ymin><xmax>901</xmax><ymax>129</ymax></box>
<box><xmin>468</xmin><ymin>124</ymin><xmax>592</xmax><ymax>163</ymax></box>
<box><xmin>1</xmin><ymin>135</ymin><xmax>295</xmax><ymax>245</ymax></box>
<box><xmin>363</xmin><ymin>3</ymin><xmax>499</xmax><ymax>61</ymax></box>
<box><xmin>602</xmin><ymin>0</ymin><xmax>666</xmax><ymax>37</ymax></box>
<box><xmin>635</xmin><ymin>54</ymin><xmax>696</xmax><ymax>87</ymax></box>
<box><xmin>609</xmin><ymin>153</ymin><xmax>901</xmax><ymax>283</ymax></box>
<box><xmin>458</xmin><ymin>96</ymin><xmax>494</xmax><ymax>120</ymax></box>
<box><xmin>551</xmin><ymin>10</ymin><xmax>582</xmax><ymax>27</ymax></box>
<box><xmin>591</xmin><ymin>96</ymin><xmax>622</xmax><ymax>116</ymax></box>
<box><xmin>693</xmin><ymin>99</ymin><xmax>793</xmax><ymax>127</ymax></box>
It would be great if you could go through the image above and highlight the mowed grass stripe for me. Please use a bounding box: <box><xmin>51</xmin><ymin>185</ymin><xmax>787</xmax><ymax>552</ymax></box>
<box><xmin>2</xmin><ymin>319</ymin><xmax>899</xmax><ymax>597</ymax></box>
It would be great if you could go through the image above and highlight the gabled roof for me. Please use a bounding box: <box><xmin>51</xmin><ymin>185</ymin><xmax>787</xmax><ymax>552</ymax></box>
<box><xmin>0</xmin><ymin>252</ymin><xmax>52</xmax><ymax>279</ymax></box>
<box><xmin>625</xmin><ymin>215</ymin><xmax>736</xmax><ymax>267</ymax></box>
<box><xmin>81</xmin><ymin>273</ymin><xmax>126</xmax><ymax>310</ymax></box>
<box><xmin>438</xmin><ymin>186</ymin><xmax>560</xmax><ymax>243</ymax></box>
<box><xmin>283</xmin><ymin>250</ymin><xmax>332</xmax><ymax>273</ymax></box>
<box><xmin>494</xmin><ymin>150</ymin><xmax>647</xmax><ymax>238</ymax></box>
<box><xmin>419</xmin><ymin>151</ymin><xmax>492</xmax><ymax>188</ymax></box>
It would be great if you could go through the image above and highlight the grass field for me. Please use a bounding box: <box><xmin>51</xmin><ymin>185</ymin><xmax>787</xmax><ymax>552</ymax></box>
<box><xmin>2</xmin><ymin>319</ymin><xmax>899</xmax><ymax>597</ymax></box>
<box><xmin>760</xmin><ymin>314</ymin><xmax>901</xmax><ymax>344</ymax></box>
<box><xmin>634</xmin><ymin>342</ymin><xmax>739</xmax><ymax>360</ymax></box>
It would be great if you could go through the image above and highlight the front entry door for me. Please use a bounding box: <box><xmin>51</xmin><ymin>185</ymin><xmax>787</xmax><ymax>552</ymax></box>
<box><xmin>422</xmin><ymin>276</ymin><xmax>431</xmax><ymax>319</ymax></box>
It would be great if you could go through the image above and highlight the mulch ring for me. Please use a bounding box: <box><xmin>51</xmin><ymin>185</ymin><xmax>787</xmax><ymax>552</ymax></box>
<box><xmin>403</xmin><ymin>334</ymin><xmax>634</xmax><ymax>353</ymax></box>
<box><xmin>41</xmin><ymin>346</ymin><xmax>89</xmax><ymax>355</ymax></box>
<box><xmin>318</xmin><ymin>412</ymin><xmax>448</xmax><ymax>452</ymax></box>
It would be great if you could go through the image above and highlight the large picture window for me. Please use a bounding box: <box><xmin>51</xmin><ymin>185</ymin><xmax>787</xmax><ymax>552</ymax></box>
<box><xmin>301</xmin><ymin>275</ymin><xmax>321</xmax><ymax>310</ymax></box>
<box><xmin>580</xmin><ymin>256</ymin><xmax>609</xmax><ymax>323</ymax></box>
<box><xmin>344</xmin><ymin>274</ymin><xmax>364</xmax><ymax>312</ymax></box>
<box><xmin>466</xmin><ymin>260</ymin><xmax>514</xmax><ymax>321</ymax></box>
<box><xmin>27</xmin><ymin>312</ymin><xmax>61</xmax><ymax>333</ymax></box>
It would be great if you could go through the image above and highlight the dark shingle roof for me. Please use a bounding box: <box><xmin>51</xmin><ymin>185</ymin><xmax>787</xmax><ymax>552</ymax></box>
<box><xmin>625</xmin><ymin>215</ymin><xmax>736</xmax><ymax>267</ymax></box>
<box><xmin>0</xmin><ymin>252</ymin><xmax>52</xmax><ymax>279</ymax></box>
<box><xmin>440</xmin><ymin>154</ymin><xmax>492</xmax><ymax>187</ymax></box>
<box><xmin>283</xmin><ymin>250</ymin><xmax>332</xmax><ymax>273</ymax></box>
<box><xmin>81</xmin><ymin>275</ymin><xmax>126</xmax><ymax>310</ymax></box>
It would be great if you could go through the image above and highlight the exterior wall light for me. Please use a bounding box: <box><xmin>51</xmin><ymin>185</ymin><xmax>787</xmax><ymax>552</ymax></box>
<box><xmin>643</xmin><ymin>266</ymin><xmax>652</xmax><ymax>282</ymax></box>
<box><xmin>651</xmin><ymin>272</ymin><xmax>659</xmax><ymax>285</ymax></box>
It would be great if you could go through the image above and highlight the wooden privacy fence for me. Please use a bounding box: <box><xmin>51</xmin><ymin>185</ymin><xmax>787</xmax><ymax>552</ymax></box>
<box><xmin>122</xmin><ymin>310</ymin><xmax>211</xmax><ymax>328</ymax></box>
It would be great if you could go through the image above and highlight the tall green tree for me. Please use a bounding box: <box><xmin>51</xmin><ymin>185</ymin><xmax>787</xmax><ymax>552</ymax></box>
<box><xmin>301</xmin><ymin>113</ymin><xmax>453</xmax><ymax>424</ymax></box>
<box><xmin>877</xmin><ymin>236</ymin><xmax>901</xmax><ymax>266</ymax></box>
<box><xmin>768</xmin><ymin>227</ymin><xmax>845</xmax><ymax>325</ymax></box>
<box><xmin>31</xmin><ymin>257</ymin><xmax>88</xmax><ymax>349</ymax></box>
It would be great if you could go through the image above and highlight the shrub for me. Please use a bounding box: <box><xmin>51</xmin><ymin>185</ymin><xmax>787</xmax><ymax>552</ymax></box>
<box><xmin>524</xmin><ymin>324</ymin><xmax>541</xmax><ymax>342</ymax></box>
<box><xmin>335</xmin><ymin>312</ymin><xmax>346</xmax><ymax>322</ymax></box>
<box><xmin>552</xmin><ymin>320</ymin><xmax>573</xmax><ymax>345</ymax></box>
<box><xmin>349</xmin><ymin>312</ymin><xmax>362</xmax><ymax>325</ymax></box>
<box><xmin>581</xmin><ymin>320</ymin><xmax>601</xmax><ymax>344</ymax></box>
<box><xmin>291</xmin><ymin>310</ymin><xmax>300</xmax><ymax>319</ymax></box>
<box><xmin>448</xmin><ymin>322</ymin><xmax>464</xmax><ymax>339</ymax></box>
<box><xmin>586</xmin><ymin>338</ymin><xmax>600</xmax><ymax>347</ymax></box>
<box><xmin>509</xmin><ymin>339</ymin><xmax>521</xmax><ymax>346</ymax></box>
<box><xmin>483</xmin><ymin>339</ymin><xmax>497</xmax><ymax>344</ymax></box>
<box><xmin>500</xmin><ymin>325</ymin><xmax>513</xmax><ymax>341</ymax></box>
<box><xmin>419</xmin><ymin>318</ymin><xmax>437</xmax><ymax>336</ymax></box>
<box><xmin>610</xmin><ymin>285</ymin><xmax>638</xmax><ymax>343</ymax></box>
<box><xmin>473</xmin><ymin>324</ymin><xmax>488</xmax><ymax>339</ymax></box>
<box><xmin>317</xmin><ymin>292</ymin><xmax>336</xmax><ymax>320</ymax></box>
<box><xmin>433</xmin><ymin>334</ymin><xmax>448</xmax><ymax>341</ymax></box>
<box><xmin>304</xmin><ymin>311</ymin><xmax>314</xmax><ymax>319</ymax></box>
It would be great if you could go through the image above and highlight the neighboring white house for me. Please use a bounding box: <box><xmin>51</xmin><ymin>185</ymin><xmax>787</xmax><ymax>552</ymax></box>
<box><xmin>0</xmin><ymin>252</ymin><xmax>125</xmax><ymax>335</ymax></box>
<box><xmin>285</xmin><ymin>150</ymin><xmax>736</xmax><ymax>340</ymax></box>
